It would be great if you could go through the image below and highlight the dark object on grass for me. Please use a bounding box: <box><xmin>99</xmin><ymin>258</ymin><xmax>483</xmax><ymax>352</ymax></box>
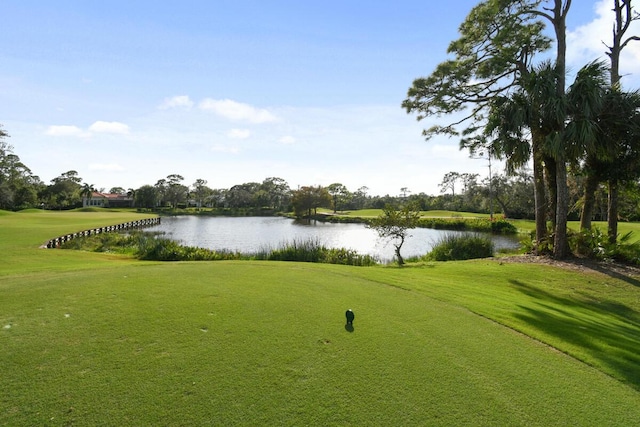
<box><xmin>345</xmin><ymin>309</ymin><xmax>355</xmax><ymax>325</ymax></box>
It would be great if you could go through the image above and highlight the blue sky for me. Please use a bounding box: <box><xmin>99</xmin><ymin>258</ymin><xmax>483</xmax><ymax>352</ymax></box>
<box><xmin>2</xmin><ymin>1</ymin><xmax>639</xmax><ymax>196</ymax></box>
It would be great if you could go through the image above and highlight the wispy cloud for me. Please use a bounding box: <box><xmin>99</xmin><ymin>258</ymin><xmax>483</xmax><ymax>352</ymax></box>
<box><xmin>45</xmin><ymin>125</ymin><xmax>89</xmax><ymax>138</ymax></box>
<box><xmin>88</xmin><ymin>121</ymin><xmax>130</xmax><ymax>135</ymax></box>
<box><xmin>199</xmin><ymin>98</ymin><xmax>278</xmax><ymax>123</ymax></box>
<box><xmin>567</xmin><ymin>0</ymin><xmax>640</xmax><ymax>86</ymax></box>
<box><xmin>45</xmin><ymin>121</ymin><xmax>130</xmax><ymax>138</ymax></box>
<box><xmin>279</xmin><ymin>135</ymin><xmax>296</xmax><ymax>144</ymax></box>
<box><xmin>158</xmin><ymin>95</ymin><xmax>194</xmax><ymax>110</ymax></box>
<box><xmin>227</xmin><ymin>129</ymin><xmax>252</xmax><ymax>139</ymax></box>
<box><xmin>211</xmin><ymin>144</ymin><xmax>240</xmax><ymax>154</ymax></box>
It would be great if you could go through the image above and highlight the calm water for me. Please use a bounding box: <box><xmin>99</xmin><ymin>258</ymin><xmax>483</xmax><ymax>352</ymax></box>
<box><xmin>146</xmin><ymin>216</ymin><xmax>520</xmax><ymax>263</ymax></box>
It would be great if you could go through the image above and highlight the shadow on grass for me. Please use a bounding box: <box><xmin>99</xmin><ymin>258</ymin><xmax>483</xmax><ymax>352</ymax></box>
<box><xmin>510</xmin><ymin>279</ymin><xmax>640</xmax><ymax>390</ymax></box>
<box><xmin>345</xmin><ymin>324</ymin><xmax>354</xmax><ymax>333</ymax></box>
<box><xmin>566</xmin><ymin>259</ymin><xmax>640</xmax><ymax>288</ymax></box>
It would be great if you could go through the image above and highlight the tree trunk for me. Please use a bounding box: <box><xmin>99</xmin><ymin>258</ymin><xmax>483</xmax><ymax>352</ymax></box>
<box><xmin>580</xmin><ymin>165</ymin><xmax>600</xmax><ymax>230</ymax></box>
<box><xmin>607</xmin><ymin>180</ymin><xmax>619</xmax><ymax>244</ymax></box>
<box><xmin>551</xmin><ymin>0</ymin><xmax>569</xmax><ymax>259</ymax></box>
<box><xmin>395</xmin><ymin>236</ymin><xmax>405</xmax><ymax>266</ymax></box>
<box><xmin>493</xmin><ymin>194</ymin><xmax>511</xmax><ymax>220</ymax></box>
<box><xmin>532</xmin><ymin>142</ymin><xmax>547</xmax><ymax>253</ymax></box>
<box><xmin>544</xmin><ymin>155</ymin><xmax>557</xmax><ymax>230</ymax></box>
<box><xmin>554</xmin><ymin>158</ymin><xmax>570</xmax><ymax>259</ymax></box>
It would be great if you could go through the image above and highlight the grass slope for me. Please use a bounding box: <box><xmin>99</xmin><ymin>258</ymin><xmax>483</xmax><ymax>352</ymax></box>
<box><xmin>2</xmin><ymin>210</ymin><xmax>640</xmax><ymax>425</ymax></box>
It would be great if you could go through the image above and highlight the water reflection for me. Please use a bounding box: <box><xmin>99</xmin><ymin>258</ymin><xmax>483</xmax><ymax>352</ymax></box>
<box><xmin>146</xmin><ymin>216</ymin><xmax>520</xmax><ymax>263</ymax></box>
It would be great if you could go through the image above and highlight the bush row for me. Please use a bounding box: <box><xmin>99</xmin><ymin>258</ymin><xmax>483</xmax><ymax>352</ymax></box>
<box><xmin>60</xmin><ymin>232</ymin><xmax>377</xmax><ymax>266</ymax></box>
<box><xmin>319</xmin><ymin>214</ymin><xmax>517</xmax><ymax>234</ymax></box>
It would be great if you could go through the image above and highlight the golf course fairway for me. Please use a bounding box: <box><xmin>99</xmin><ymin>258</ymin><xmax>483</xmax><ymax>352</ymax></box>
<box><xmin>2</xmin><ymin>210</ymin><xmax>640</xmax><ymax>425</ymax></box>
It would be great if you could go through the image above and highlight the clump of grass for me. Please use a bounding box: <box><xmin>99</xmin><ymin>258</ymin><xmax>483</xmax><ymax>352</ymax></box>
<box><xmin>61</xmin><ymin>233</ymin><xmax>376</xmax><ymax>266</ymax></box>
<box><xmin>256</xmin><ymin>238</ymin><xmax>377</xmax><ymax>266</ymax></box>
<box><xmin>425</xmin><ymin>233</ymin><xmax>494</xmax><ymax>261</ymax></box>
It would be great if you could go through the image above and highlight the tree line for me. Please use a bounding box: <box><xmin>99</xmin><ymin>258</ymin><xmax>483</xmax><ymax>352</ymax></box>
<box><xmin>2</xmin><ymin>120</ymin><xmax>639</xmax><ymax>222</ymax></box>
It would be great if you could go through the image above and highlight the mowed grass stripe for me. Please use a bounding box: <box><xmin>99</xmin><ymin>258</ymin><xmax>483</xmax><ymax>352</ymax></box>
<box><xmin>2</xmin><ymin>261</ymin><xmax>640</xmax><ymax>425</ymax></box>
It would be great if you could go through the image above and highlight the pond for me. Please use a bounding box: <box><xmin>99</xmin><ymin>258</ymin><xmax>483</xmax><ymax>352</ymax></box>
<box><xmin>146</xmin><ymin>216</ymin><xmax>521</xmax><ymax>263</ymax></box>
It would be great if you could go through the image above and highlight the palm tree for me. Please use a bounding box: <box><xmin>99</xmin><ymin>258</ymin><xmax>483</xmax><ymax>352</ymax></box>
<box><xmin>578</xmin><ymin>87</ymin><xmax>640</xmax><ymax>233</ymax></box>
<box><xmin>484</xmin><ymin>62</ymin><xmax>562</xmax><ymax>254</ymax></box>
<box><xmin>485</xmin><ymin>61</ymin><xmax>613</xmax><ymax>257</ymax></box>
<box><xmin>80</xmin><ymin>183</ymin><xmax>96</xmax><ymax>206</ymax></box>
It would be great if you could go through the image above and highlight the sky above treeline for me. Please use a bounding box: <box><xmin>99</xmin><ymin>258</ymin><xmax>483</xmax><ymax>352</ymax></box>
<box><xmin>2</xmin><ymin>1</ymin><xmax>639</xmax><ymax>196</ymax></box>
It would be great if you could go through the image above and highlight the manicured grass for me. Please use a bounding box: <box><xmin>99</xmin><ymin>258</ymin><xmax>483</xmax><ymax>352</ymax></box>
<box><xmin>510</xmin><ymin>218</ymin><xmax>640</xmax><ymax>243</ymax></box>
<box><xmin>2</xmin><ymin>210</ymin><xmax>640</xmax><ymax>425</ymax></box>
<box><xmin>0</xmin><ymin>209</ymin><xmax>156</xmax><ymax>276</ymax></box>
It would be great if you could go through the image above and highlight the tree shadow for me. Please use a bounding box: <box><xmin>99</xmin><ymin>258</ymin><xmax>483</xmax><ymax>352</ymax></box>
<box><xmin>345</xmin><ymin>323</ymin><xmax>354</xmax><ymax>333</ymax></box>
<box><xmin>561</xmin><ymin>259</ymin><xmax>640</xmax><ymax>288</ymax></box>
<box><xmin>509</xmin><ymin>278</ymin><xmax>640</xmax><ymax>390</ymax></box>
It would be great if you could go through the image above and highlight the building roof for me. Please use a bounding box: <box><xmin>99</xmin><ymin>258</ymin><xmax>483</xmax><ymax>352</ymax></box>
<box><xmin>90</xmin><ymin>192</ymin><xmax>131</xmax><ymax>199</ymax></box>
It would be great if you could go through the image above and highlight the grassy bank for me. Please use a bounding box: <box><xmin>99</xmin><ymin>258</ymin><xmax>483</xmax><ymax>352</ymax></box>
<box><xmin>2</xmin><ymin>210</ymin><xmax>640</xmax><ymax>425</ymax></box>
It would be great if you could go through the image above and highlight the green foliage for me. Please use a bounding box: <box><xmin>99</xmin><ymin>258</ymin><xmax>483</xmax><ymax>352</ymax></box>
<box><xmin>570</xmin><ymin>229</ymin><xmax>640</xmax><ymax>265</ymax></box>
<box><xmin>367</xmin><ymin>203</ymin><xmax>421</xmax><ymax>265</ymax></box>
<box><xmin>291</xmin><ymin>185</ymin><xmax>331</xmax><ymax>217</ymax></box>
<box><xmin>61</xmin><ymin>232</ymin><xmax>376</xmax><ymax>266</ymax></box>
<box><xmin>416</xmin><ymin>217</ymin><xmax>516</xmax><ymax>234</ymax></box>
<box><xmin>260</xmin><ymin>238</ymin><xmax>376</xmax><ymax>266</ymax></box>
<box><xmin>490</xmin><ymin>219</ymin><xmax>518</xmax><ymax>234</ymax></box>
<box><xmin>425</xmin><ymin>233</ymin><xmax>495</xmax><ymax>261</ymax></box>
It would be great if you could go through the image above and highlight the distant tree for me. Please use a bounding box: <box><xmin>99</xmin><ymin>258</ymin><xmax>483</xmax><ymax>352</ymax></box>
<box><xmin>352</xmin><ymin>186</ymin><xmax>370</xmax><ymax>209</ymax></box>
<box><xmin>439</xmin><ymin>172</ymin><xmax>460</xmax><ymax>196</ymax></box>
<box><xmin>154</xmin><ymin>179</ymin><xmax>167</xmax><ymax>207</ymax></box>
<box><xmin>260</xmin><ymin>177</ymin><xmax>290</xmax><ymax>210</ymax></box>
<box><xmin>226</xmin><ymin>182</ymin><xmax>260</xmax><ymax>209</ymax></box>
<box><xmin>0</xmin><ymin>128</ymin><xmax>42</xmax><ymax>210</ymax></box>
<box><xmin>487</xmin><ymin>172</ymin><xmax>535</xmax><ymax>219</ymax></box>
<box><xmin>367</xmin><ymin>203</ymin><xmax>421</xmax><ymax>266</ymax></box>
<box><xmin>191</xmin><ymin>178</ymin><xmax>212</xmax><ymax>209</ymax></box>
<box><xmin>291</xmin><ymin>186</ymin><xmax>331</xmax><ymax>217</ymax></box>
<box><xmin>134</xmin><ymin>185</ymin><xmax>157</xmax><ymax>209</ymax></box>
<box><xmin>80</xmin><ymin>183</ymin><xmax>96</xmax><ymax>205</ymax></box>
<box><xmin>44</xmin><ymin>170</ymin><xmax>83</xmax><ymax>209</ymax></box>
<box><xmin>327</xmin><ymin>183</ymin><xmax>349</xmax><ymax>213</ymax></box>
<box><xmin>165</xmin><ymin>174</ymin><xmax>188</xmax><ymax>208</ymax></box>
<box><xmin>207</xmin><ymin>188</ymin><xmax>227</xmax><ymax>208</ymax></box>
<box><xmin>108</xmin><ymin>186</ymin><xmax>126</xmax><ymax>195</ymax></box>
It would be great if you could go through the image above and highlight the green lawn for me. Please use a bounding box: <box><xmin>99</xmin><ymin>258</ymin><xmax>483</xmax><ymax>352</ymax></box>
<box><xmin>2</xmin><ymin>210</ymin><xmax>640</xmax><ymax>425</ymax></box>
<box><xmin>331</xmin><ymin>208</ymin><xmax>640</xmax><ymax>242</ymax></box>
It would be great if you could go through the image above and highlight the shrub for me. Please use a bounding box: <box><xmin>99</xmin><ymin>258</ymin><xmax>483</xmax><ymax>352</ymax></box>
<box><xmin>490</xmin><ymin>219</ymin><xmax>518</xmax><ymax>234</ymax></box>
<box><xmin>61</xmin><ymin>233</ymin><xmax>376</xmax><ymax>266</ymax></box>
<box><xmin>264</xmin><ymin>238</ymin><xmax>377</xmax><ymax>266</ymax></box>
<box><xmin>425</xmin><ymin>233</ymin><xmax>495</xmax><ymax>261</ymax></box>
<box><xmin>570</xmin><ymin>229</ymin><xmax>640</xmax><ymax>265</ymax></box>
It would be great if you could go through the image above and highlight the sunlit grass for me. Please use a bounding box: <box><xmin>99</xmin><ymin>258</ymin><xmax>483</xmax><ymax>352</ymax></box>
<box><xmin>2</xmin><ymin>210</ymin><xmax>640</xmax><ymax>425</ymax></box>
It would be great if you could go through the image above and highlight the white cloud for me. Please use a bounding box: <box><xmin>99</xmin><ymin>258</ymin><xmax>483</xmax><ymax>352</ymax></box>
<box><xmin>279</xmin><ymin>135</ymin><xmax>296</xmax><ymax>144</ymax></box>
<box><xmin>158</xmin><ymin>95</ymin><xmax>194</xmax><ymax>110</ymax></box>
<box><xmin>45</xmin><ymin>125</ymin><xmax>88</xmax><ymax>137</ymax></box>
<box><xmin>567</xmin><ymin>0</ymin><xmax>640</xmax><ymax>86</ymax></box>
<box><xmin>88</xmin><ymin>121</ymin><xmax>130</xmax><ymax>135</ymax></box>
<box><xmin>227</xmin><ymin>129</ymin><xmax>252</xmax><ymax>139</ymax></box>
<box><xmin>89</xmin><ymin>163</ymin><xmax>125</xmax><ymax>171</ymax></box>
<box><xmin>211</xmin><ymin>144</ymin><xmax>240</xmax><ymax>154</ymax></box>
<box><xmin>199</xmin><ymin>98</ymin><xmax>278</xmax><ymax>123</ymax></box>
